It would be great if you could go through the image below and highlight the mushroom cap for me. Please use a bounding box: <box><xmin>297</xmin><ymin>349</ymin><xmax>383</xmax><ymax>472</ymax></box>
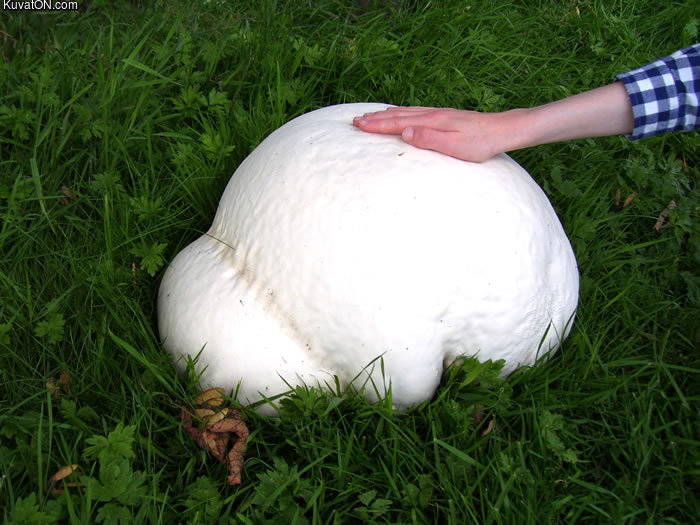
<box><xmin>158</xmin><ymin>103</ymin><xmax>579</xmax><ymax>415</ymax></box>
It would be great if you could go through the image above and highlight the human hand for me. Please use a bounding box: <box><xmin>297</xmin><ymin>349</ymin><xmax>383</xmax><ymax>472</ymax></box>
<box><xmin>352</xmin><ymin>106</ymin><xmax>525</xmax><ymax>162</ymax></box>
<box><xmin>353</xmin><ymin>83</ymin><xmax>634</xmax><ymax>162</ymax></box>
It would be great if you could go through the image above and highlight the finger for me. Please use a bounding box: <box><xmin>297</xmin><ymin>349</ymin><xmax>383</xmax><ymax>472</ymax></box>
<box><xmin>354</xmin><ymin>110</ymin><xmax>453</xmax><ymax>134</ymax></box>
<box><xmin>353</xmin><ymin>114</ymin><xmax>419</xmax><ymax>134</ymax></box>
<box><xmin>360</xmin><ymin>107</ymin><xmax>436</xmax><ymax>119</ymax></box>
<box><xmin>401</xmin><ymin>126</ymin><xmax>454</xmax><ymax>150</ymax></box>
<box><xmin>375</xmin><ymin>105</ymin><xmax>437</xmax><ymax>114</ymax></box>
<box><xmin>402</xmin><ymin>126</ymin><xmax>488</xmax><ymax>162</ymax></box>
<box><xmin>355</xmin><ymin>106</ymin><xmax>438</xmax><ymax>120</ymax></box>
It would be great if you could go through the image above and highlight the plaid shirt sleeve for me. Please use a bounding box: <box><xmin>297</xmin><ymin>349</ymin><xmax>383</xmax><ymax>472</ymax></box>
<box><xmin>616</xmin><ymin>43</ymin><xmax>700</xmax><ymax>140</ymax></box>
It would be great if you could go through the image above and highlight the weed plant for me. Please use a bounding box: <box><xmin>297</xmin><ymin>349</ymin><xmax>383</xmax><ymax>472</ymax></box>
<box><xmin>1</xmin><ymin>0</ymin><xmax>698</xmax><ymax>523</ymax></box>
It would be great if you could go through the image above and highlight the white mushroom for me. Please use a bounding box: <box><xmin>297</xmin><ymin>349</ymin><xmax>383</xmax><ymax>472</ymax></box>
<box><xmin>158</xmin><ymin>103</ymin><xmax>579</xmax><ymax>416</ymax></box>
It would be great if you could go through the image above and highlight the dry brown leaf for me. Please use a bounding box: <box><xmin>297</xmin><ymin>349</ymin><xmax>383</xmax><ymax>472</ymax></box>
<box><xmin>194</xmin><ymin>408</ymin><xmax>216</xmax><ymax>420</ymax></box>
<box><xmin>51</xmin><ymin>481</ymin><xmax>83</xmax><ymax>495</ymax></box>
<box><xmin>51</xmin><ymin>464</ymin><xmax>79</xmax><ymax>482</ymax></box>
<box><xmin>182</xmin><ymin>391</ymin><xmax>249</xmax><ymax>485</ymax></box>
<box><xmin>46</xmin><ymin>379</ymin><xmax>60</xmax><ymax>397</ymax></box>
<box><xmin>206</xmin><ymin>409</ymin><xmax>227</xmax><ymax>427</ymax></box>
<box><xmin>47</xmin><ymin>369</ymin><xmax>70</xmax><ymax>398</ymax></box>
<box><xmin>481</xmin><ymin>418</ymin><xmax>495</xmax><ymax>436</ymax></box>
<box><xmin>49</xmin><ymin>464</ymin><xmax>83</xmax><ymax>495</ymax></box>
<box><xmin>58</xmin><ymin>186</ymin><xmax>75</xmax><ymax>205</ymax></box>
<box><xmin>623</xmin><ymin>192</ymin><xmax>638</xmax><ymax>209</ymax></box>
<box><xmin>470</xmin><ymin>404</ymin><xmax>485</xmax><ymax>428</ymax></box>
<box><xmin>654</xmin><ymin>200</ymin><xmax>677</xmax><ymax>231</ymax></box>
<box><xmin>195</xmin><ymin>387</ymin><xmax>225</xmax><ymax>407</ymax></box>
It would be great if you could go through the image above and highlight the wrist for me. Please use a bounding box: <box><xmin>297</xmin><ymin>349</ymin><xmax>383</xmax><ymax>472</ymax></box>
<box><xmin>495</xmin><ymin>108</ymin><xmax>540</xmax><ymax>154</ymax></box>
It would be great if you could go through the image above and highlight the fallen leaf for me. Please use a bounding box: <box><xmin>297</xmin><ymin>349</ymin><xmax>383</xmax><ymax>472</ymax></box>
<box><xmin>58</xmin><ymin>186</ymin><xmax>75</xmax><ymax>205</ymax></box>
<box><xmin>654</xmin><ymin>200</ymin><xmax>677</xmax><ymax>231</ymax></box>
<box><xmin>623</xmin><ymin>192</ymin><xmax>638</xmax><ymax>209</ymax></box>
<box><xmin>470</xmin><ymin>404</ymin><xmax>485</xmax><ymax>428</ymax></box>
<box><xmin>206</xmin><ymin>409</ymin><xmax>227</xmax><ymax>427</ymax></box>
<box><xmin>615</xmin><ymin>187</ymin><xmax>621</xmax><ymax>208</ymax></box>
<box><xmin>481</xmin><ymin>418</ymin><xmax>495</xmax><ymax>436</ymax></box>
<box><xmin>49</xmin><ymin>464</ymin><xmax>83</xmax><ymax>495</ymax></box>
<box><xmin>195</xmin><ymin>387</ymin><xmax>225</xmax><ymax>407</ymax></box>
<box><xmin>194</xmin><ymin>408</ymin><xmax>216</xmax><ymax>420</ymax></box>
<box><xmin>47</xmin><ymin>369</ymin><xmax>70</xmax><ymax>398</ymax></box>
<box><xmin>182</xmin><ymin>391</ymin><xmax>249</xmax><ymax>485</ymax></box>
<box><xmin>51</xmin><ymin>464</ymin><xmax>79</xmax><ymax>481</ymax></box>
<box><xmin>46</xmin><ymin>380</ymin><xmax>60</xmax><ymax>397</ymax></box>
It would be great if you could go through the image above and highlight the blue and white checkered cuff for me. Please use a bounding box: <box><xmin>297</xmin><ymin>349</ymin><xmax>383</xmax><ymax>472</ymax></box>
<box><xmin>616</xmin><ymin>43</ymin><xmax>700</xmax><ymax>140</ymax></box>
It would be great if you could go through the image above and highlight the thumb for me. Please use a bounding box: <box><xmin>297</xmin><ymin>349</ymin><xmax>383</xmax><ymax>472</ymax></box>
<box><xmin>401</xmin><ymin>126</ymin><xmax>451</xmax><ymax>152</ymax></box>
<box><xmin>400</xmin><ymin>126</ymin><xmax>489</xmax><ymax>161</ymax></box>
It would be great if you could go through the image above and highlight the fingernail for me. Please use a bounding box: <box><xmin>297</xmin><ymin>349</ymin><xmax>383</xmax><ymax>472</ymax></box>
<box><xmin>402</xmin><ymin>127</ymin><xmax>414</xmax><ymax>141</ymax></box>
<box><xmin>358</xmin><ymin>119</ymin><xmax>368</xmax><ymax>126</ymax></box>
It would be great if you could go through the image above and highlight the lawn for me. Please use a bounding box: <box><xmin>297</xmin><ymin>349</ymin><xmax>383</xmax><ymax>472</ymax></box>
<box><xmin>1</xmin><ymin>0</ymin><xmax>698</xmax><ymax>523</ymax></box>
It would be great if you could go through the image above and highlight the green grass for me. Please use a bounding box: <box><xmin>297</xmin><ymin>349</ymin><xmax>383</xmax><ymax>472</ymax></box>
<box><xmin>1</xmin><ymin>0</ymin><xmax>698</xmax><ymax>522</ymax></box>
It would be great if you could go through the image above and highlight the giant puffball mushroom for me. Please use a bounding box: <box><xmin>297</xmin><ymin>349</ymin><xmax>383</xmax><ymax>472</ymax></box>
<box><xmin>158</xmin><ymin>103</ymin><xmax>579</xmax><ymax>416</ymax></box>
